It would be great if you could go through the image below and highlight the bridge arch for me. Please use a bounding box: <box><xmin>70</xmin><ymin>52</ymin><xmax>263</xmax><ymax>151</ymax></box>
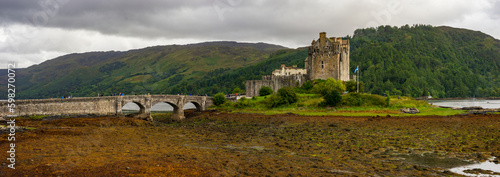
<box><xmin>151</xmin><ymin>101</ymin><xmax>180</xmax><ymax>112</ymax></box>
<box><xmin>184</xmin><ymin>101</ymin><xmax>202</xmax><ymax>112</ymax></box>
<box><xmin>121</xmin><ymin>101</ymin><xmax>146</xmax><ymax>114</ymax></box>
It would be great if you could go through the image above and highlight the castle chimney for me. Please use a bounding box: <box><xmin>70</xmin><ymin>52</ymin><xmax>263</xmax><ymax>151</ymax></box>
<box><xmin>281</xmin><ymin>64</ymin><xmax>285</xmax><ymax>69</ymax></box>
<box><xmin>319</xmin><ymin>32</ymin><xmax>326</xmax><ymax>47</ymax></box>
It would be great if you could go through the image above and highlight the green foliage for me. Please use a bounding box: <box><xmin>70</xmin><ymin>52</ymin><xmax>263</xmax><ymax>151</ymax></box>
<box><xmin>277</xmin><ymin>87</ymin><xmax>298</xmax><ymax>105</ymax></box>
<box><xmin>213</xmin><ymin>92</ymin><xmax>226</xmax><ymax>106</ymax></box>
<box><xmin>345</xmin><ymin>80</ymin><xmax>364</xmax><ymax>93</ymax></box>
<box><xmin>234</xmin><ymin>97</ymin><xmax>255</xmax><ymax>108</ymax></box>
<box><xmin>342</xmin><ymin>93</ymin><xmax>386</xmax><ymax>107</ymax></box>
<box><xmin>322</xmin><ymin>89</ymin><xmax>342</xmax><ymax>107</ymax></box>
<box><xmin>300</xmin><ymin>81</ymin><xmax>314</xmax><ymax>91</ymax></box>
<box><xmin>351</xmin><ymin>25</ymin><xmax>500</xmax><ymax>98</ymax></box>
<box><xmin>386</xmin><ymin>96</ymin><xmax>391</xmax><ymax>107</ymax></box>
<box><xmin>233</xmin><ymin>87</ymin><xmax>243</xmax><ymax>94</ymax></box>
<box><xmin>311</xmin><ymin>78</ymin><xmax>346</xmax><ymax>95</ymax></box>
<box><xmin>259</xmin><ymin>86</ymin><xmax>273</xmax><ymax>96</ymax></box>
<box><xmin>99</xmin><ymin>61</ymin><xmax>126</xmax><ymax>74</ymax></box>
<box><xmin>264</xmin><ymin>87</ymin><xmax>298</xmax><ymax>108</ymax></box>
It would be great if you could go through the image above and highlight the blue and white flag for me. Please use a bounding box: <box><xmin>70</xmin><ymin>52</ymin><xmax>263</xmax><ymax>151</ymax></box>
<box><xmin>354</xmin><ymin>66</ymin><xmax>359</xmax><ymax>73</ymax></box>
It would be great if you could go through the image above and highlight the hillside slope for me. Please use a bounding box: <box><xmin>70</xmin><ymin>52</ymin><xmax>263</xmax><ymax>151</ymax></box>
<box><xmin>350</xmin><ymin>25</ymin><xmax>500</xmax><ymax>97</ymax></box>
<box><xmin>2</xmin><ymin>42</ymin><xmax>286</xmax><ymax>99</ymax></box>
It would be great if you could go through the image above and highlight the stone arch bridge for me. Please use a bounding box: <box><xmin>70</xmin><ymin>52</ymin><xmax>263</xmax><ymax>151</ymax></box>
<box><xmin>0</xmin><ymin>95</ymin><xmax>214</xmax><ymax>121</ymax></box>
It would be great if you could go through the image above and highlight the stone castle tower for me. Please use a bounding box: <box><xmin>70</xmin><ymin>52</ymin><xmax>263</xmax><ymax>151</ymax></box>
<box><xmin>245</xmin><ymin>32</ymin><xmax>351</xmax><ymax>97</ymax></box>
<box><xmin>305</xmin><ymin>32</ymin><xmax>350</xmax><ymax>81</ymax></box>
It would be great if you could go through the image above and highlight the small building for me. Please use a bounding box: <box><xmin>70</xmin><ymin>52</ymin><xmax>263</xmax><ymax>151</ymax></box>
<box><xmin>272</xmin><ymin>64</ymin><xmax>307</xmax><ymax>76</ymax></box>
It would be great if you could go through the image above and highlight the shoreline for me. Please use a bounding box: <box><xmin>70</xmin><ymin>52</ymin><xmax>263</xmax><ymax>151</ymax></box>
<box><xmin>425</xmin><ymin>97</ymin><xmax>500</xmax><ymax>100</ymax></box>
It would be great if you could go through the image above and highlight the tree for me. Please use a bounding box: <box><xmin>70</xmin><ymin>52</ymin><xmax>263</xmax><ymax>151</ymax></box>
<box><xmin>233</xmin><ymin>87</ymin><xmax>243</xmax><ymax>94</ymax></box>
<box><xmin>277</xmin><ymin>87</ymin><xmax>298</xmax><ymax>105</ymax></box>
<box><xmin>323</xmin><ymin>89</ymin><xmax>342</xmax><ymax>107</ymax></box>
<box><xmin>265</xmin><ymin>87</ymin><xmax>298</xmax><ymax>108</ymax></box>
<box><xmin>312</xmin><ymin>78</ymin><xmax>346</xmax><ymax>95</ymax></box>
<box><xmin>259</xmin><ymin>86</ymin><xmax>273</xmax><ymax>96</ymax></box>
<box><xmin>300</xmin><ymin>81</ymin><xmax>314</xmax><ymax>91</ymax></box>
<box><xmin>344</xmin><ymin>80</ymin><xmax>364</xmax><ymax>93</ymax></box>
<box><xmin>213</xmin><ymin>92</ymin><xmax>226</xmax><ymax>106</ymax></box>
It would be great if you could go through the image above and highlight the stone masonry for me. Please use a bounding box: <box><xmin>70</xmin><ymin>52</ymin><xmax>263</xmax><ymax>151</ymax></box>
<box><xmin>0</xmin><ymin>95</ymin><xmax>213</xmax><ymax>121</ymax></box>
<box><xmin>246</xmin><ymin>32</ymin><xmax>351</xmax><ymax>97</ymax></box>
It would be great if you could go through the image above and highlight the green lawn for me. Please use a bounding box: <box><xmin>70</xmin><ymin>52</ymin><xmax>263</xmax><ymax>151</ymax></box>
<box><xmin>220</xmin><ymin>94</ymin><xmax>467</xmax><ymax>117</ymax></box>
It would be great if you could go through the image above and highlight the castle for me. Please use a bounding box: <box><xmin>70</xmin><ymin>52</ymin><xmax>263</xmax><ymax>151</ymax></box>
<box><xmin>245</xmin><ymin>32</ymin><xmax>351</xmax><ymax>97</ymax></box>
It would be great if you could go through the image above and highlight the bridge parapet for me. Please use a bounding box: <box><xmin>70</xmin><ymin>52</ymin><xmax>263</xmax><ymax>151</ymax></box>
<box><xmin>0</xmin><ymin>95</ymin><xmax>213</xmax><ymax>121</ymax></box>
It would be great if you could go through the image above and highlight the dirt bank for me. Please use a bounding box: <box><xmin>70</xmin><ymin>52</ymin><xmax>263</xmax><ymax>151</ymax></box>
<box><xmin>1</xmin><ymin>112</ymin><xmax>499</xmax><ymax>176</ymax></box>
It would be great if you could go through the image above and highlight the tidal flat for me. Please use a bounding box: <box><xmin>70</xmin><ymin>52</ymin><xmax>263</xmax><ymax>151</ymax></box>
<box><xmin>1</xmin><ymin>111</ymin><xmax>499</xmax><ymax>176</ymax></box>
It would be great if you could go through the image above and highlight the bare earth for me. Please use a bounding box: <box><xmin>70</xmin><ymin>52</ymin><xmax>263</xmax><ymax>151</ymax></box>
<box><xmin>1</xmin><ymin>111</ymin><xmax>499</xmax><ymax>176</ymax></box>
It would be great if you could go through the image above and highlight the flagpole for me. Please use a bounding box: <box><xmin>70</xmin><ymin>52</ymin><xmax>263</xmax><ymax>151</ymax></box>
<box><xmin>357</xmin><ymin>65</ymin><xmax>359</xmax><ymax>93</ymax></box>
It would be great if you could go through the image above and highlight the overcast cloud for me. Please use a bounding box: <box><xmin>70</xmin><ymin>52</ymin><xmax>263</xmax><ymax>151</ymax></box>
<box><xmin>1</xmin><ymin>0</ymin><xmax>499</xmax><ymax>69</ymax></box>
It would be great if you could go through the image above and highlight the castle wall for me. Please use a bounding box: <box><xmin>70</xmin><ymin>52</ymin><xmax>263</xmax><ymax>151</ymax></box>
<box><xmin>245</xmin><ymin>80</ymin><xmax>274</xmax><ymax>97</ymax></box>
<box><xmin>270</xmin><ymin>75</ymin><xmax>307</xmax><ymax>93</ymax></box>
<box><xmin>245</xmin><ymin>74</ymin><xmax>307</xmax><ymax>97</ymax></box>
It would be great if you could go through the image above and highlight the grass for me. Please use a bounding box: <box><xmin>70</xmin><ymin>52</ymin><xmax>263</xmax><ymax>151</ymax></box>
<box><xmin>25</xmin><ymin>115</ymin><xmax>50</xmax><ymax>120</ymax></box>
<box><xmin>221</xmin><ymin>94</ymin><xmax>467</xmax><ymax>117</ymax></box>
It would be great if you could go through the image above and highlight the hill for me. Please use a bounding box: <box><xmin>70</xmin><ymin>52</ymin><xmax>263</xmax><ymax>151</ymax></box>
<box><xmin>3</xmin><ymin>25</ymin><xmax>500</xmax><ymax>99</ymax></box>
<box><xmin>1</xmin><ymin>42</ymin><xmax>287</xmax><ymax>99</ymax></box>
<box><xmin>350</xmin><ymin>25</ymin><xmax>500</xmax><ymax>97</ymax></box>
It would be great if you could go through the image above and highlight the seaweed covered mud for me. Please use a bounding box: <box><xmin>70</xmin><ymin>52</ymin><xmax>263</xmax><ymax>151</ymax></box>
<box><xmin>1</xmin><ymin>111</ymin><xmax>499</xmax><ymax>176</ymax></box>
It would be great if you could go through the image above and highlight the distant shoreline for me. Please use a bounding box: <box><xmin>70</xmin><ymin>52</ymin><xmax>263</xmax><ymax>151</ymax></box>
<box><xmin>426</xmin><ymin>97</ymin><xmax>500</xmax><ymax>100</ymax></box>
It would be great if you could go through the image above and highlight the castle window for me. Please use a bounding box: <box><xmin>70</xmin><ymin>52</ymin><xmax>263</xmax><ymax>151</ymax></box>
<box><xmin>321</xmin><ymin>61</ymin><xmax>324</xmax><ymax>69</ymax></box>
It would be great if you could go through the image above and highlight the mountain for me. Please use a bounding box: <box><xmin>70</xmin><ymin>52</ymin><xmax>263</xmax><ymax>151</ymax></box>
<box><xmin>1</xmin><ymin>41</ymin><xmax>287</xmax><ymax>99</ymax></box>
<box><xmin>3</xmin><ymin>25</ymin><xmax>500</xmax><ymax>99</ymax></box>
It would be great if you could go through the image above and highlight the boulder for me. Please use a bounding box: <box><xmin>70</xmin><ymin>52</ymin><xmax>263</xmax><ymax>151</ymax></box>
<box><xmin>401</xmin><ymin>107</ymin><xmax>420</xmax><ymax>114</ymax></box>
<box><xmin>461</xmin><ymin>106</ymin><xmax>483</xmax><ymax>110</ymax></box>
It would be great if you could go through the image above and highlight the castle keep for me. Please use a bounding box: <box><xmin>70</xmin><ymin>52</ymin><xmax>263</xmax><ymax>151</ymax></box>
<box><xmin>246</xmin><ymin>32</ymin><xmax>351</xmax><ymax>97</ymax></box>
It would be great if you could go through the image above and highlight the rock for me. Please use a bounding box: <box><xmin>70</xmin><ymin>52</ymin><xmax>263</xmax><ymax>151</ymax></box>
<box><xmin>461</xmin><ymin>106</ymin><xmax>483</xmax><ymax>110</ymax></box>
<box><xmin>401</xmin><ymin>108</ymin><xmax>420</xmax><ymax>114</ymax></box>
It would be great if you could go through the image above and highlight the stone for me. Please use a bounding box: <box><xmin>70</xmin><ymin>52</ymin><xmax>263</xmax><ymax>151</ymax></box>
<box><xmin>401</xmin><ymin>108</ymin><xmax>420</xmax><ymax>114</ymax></box>
<box><xmin>461</xmin><ymin>106</ymin><xmax>483</xmax><ymax>110</ymax></box>
<box><xmin>0</xmin><ymin>95</ymin><xmax>213</xmax><ymax>122</ymax></box>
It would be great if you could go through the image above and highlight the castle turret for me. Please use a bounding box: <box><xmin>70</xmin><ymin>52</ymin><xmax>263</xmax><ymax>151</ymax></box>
<box><xmin>319</xmin><ymin>32</ymin><xmax>326</xmax><ymax>47</ymax></box>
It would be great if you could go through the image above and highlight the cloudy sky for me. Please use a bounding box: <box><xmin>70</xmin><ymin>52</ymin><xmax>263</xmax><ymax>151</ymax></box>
<box><xmin>1</xmin><ymin>0</ymin><xmax>499</xmax><ymax>69</ymax></box>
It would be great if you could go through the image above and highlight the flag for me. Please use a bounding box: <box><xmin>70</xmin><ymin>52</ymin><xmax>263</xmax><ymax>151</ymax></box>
<box><xmin>354</xmin><ymin>66</ymin><xmax>358</xmax><ymax>73</ymax></box>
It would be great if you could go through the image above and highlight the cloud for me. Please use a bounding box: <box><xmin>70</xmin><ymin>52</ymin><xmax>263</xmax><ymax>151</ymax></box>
<box><xmin>0</xmin><ymin>0</ymin><xmax>499</xmax><ymax>69</ymax></box>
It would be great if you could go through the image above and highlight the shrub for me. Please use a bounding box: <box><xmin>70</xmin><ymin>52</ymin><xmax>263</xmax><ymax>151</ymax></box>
<box><xmin>264</xmin><ymin>94</ymin><xmax>282</xmax><ymax>108</ymax></box>
<box><xmin>233</xmin><ymin>87</ymin><xmax>243</xmax><ymax>94</ymax></box>
<box><xmin>213</xmin><ymin>92</ymin><xmax>226</xmax><ymax>106</ymax></box>
<box><xmin>386</xmin><ymin>96</ymin><xmax>390</xmax><ymax>107</ymax></box>
<box><xmin>300</xmin><ymin>81</ymin><xmax>314</xmax><ymax>91</ymax></box>
<box><xmin>277</xmin><ymin>87</ymin><xmax>298</xmax><ymax>105</ymax></box>
<box><xmin>344</xmin><ymin>80</ymin><xmax>364</xmax><ymax>93</ymax></box>
<box><xmin>234</xmin><ymin>97</ymin><xmax>255</xmax><ymax>108</ymax></box>
<box><xmin>263</xmin><ymin>87</ymin><xmax>298</xmax><ymax>108</ymax></box>
<box><xmin>259</xmin><ymin>86</ymin><xmax>273</xmax><ymax>96</ymax></box>
<box><xmin>342</xmin><ymin>93</ymin><xmax>386</xmax><ymax>107</ymax></box>
<box><xmin>312</xmin><ymin>78</ymin><xmax>346</xmax><ymax>95</ymax></box>
<box><xmin>323</xmin><ymin>89</ymin><xmax>342</xmax><ymax>107</ymax></box>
